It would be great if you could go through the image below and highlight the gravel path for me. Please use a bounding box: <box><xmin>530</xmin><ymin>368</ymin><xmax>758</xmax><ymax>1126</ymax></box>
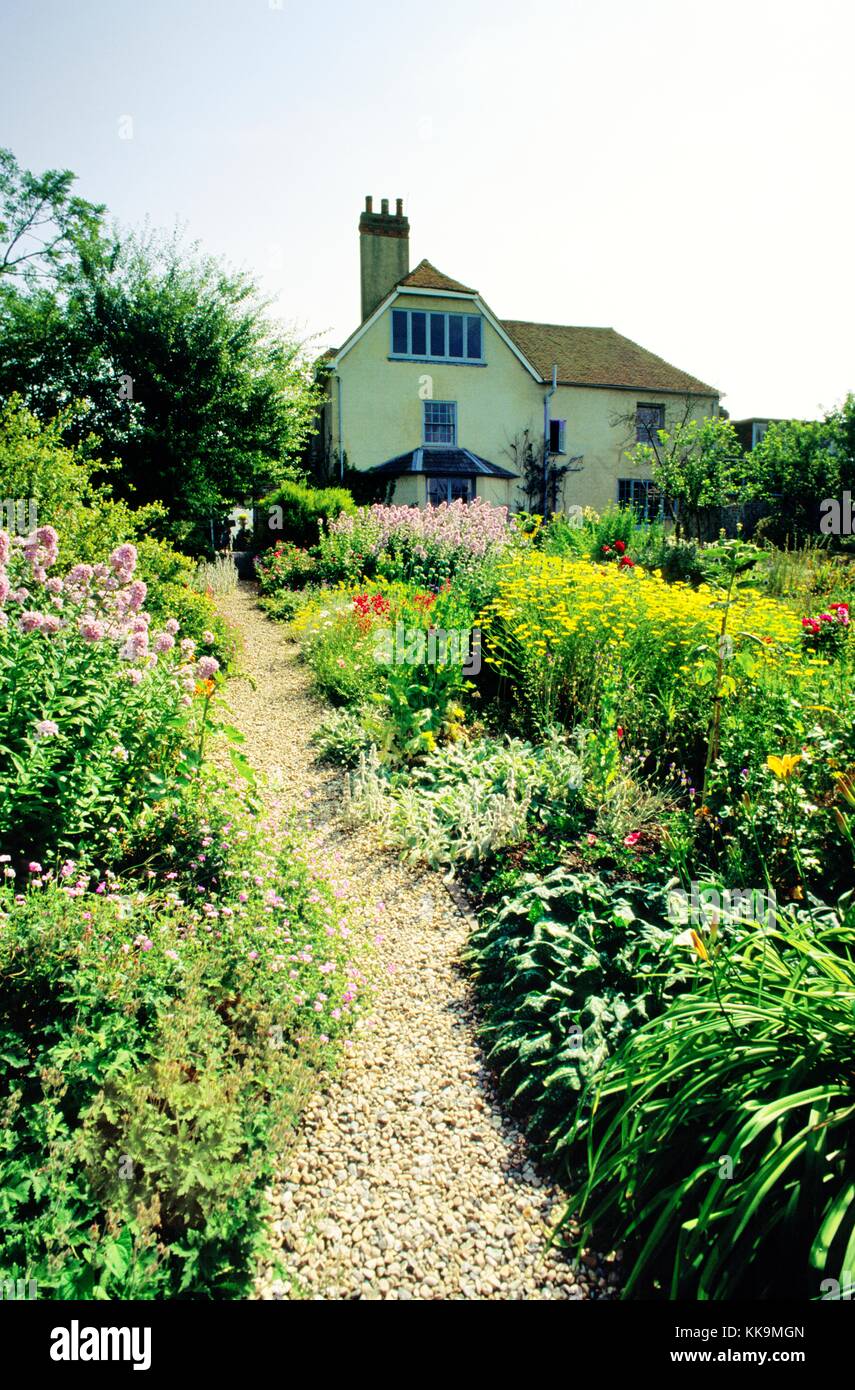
<box><xmin>216</xmin><ymin>583</ymin><xmax>615</xmax><ymax>1301</ymax></box>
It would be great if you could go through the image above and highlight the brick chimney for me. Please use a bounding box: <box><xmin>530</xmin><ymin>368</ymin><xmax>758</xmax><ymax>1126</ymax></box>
<box><xmin>359</xmin><ymin>195</ymin><xmax>409</xmax><ymax>321</ymax></box>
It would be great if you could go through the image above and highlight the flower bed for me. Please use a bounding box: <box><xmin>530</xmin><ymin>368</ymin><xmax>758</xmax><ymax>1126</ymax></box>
<box><xmin>0</xmin><ymin>523</ymin><xmax>360</xmax><ymax>1299</ymax></box>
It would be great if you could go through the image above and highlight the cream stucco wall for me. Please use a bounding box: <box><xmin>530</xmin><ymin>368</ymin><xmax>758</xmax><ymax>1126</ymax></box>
<box><xmin>553</xmin><ymin>387</ymin><xmax>717</xmax><ymax>515</ymax></box>
<box><xmin>329</xmin><ymin>291</ymin><xmax>717</xmax><ymax>515</ymax></box>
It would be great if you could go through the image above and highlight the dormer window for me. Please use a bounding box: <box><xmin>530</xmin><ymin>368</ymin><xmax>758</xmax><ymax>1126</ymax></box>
<box><xmin>391</xmin><ymin>309</ymin><xmax>484</xmax><ymax>363</ymax></box>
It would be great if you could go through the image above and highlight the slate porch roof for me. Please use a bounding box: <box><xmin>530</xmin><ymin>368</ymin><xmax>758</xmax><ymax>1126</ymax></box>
<box><xmin>367</xmin><ymin>447</ymin><xmax>518</xmax><ymax>478</ymax></box>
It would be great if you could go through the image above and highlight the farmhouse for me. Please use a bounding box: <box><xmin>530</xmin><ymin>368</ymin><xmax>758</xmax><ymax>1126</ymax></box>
<box><xmin>318</xmin><ymin>197</ymin><xmax>721</xmax><ymax>513</ymax></box>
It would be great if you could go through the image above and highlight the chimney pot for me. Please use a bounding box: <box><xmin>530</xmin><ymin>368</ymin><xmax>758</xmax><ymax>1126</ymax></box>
<box><xmin>381</xmin><ymin>197</ymin><xmax>389</xmax><ymax>215</ymax></box>
<box><xmin>396</xmin><ymin>198</ymin><xmax>403</xmax><ymax>216</ymax></box>
<box><xmin>365</xmin><ymin>195</ymin><xmax>373</xmax><ymax>213</ymax></box>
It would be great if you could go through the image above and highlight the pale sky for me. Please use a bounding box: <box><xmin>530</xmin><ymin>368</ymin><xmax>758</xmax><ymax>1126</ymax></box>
<box><xmin>2</xmin><ymin>0</ymin><xmax>853</xmax><ymax>420</ymax></box>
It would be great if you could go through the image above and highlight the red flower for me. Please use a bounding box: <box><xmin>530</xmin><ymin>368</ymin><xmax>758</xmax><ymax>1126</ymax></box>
<box><xmin>616</xmin><ymin>725</ymin><xmax>624</xmax><ymax>740</ymax></box>
<box><xmin>618</xmin><ymin>555</ymin><xmax>635</xmax><ymax>568</ymax></box>
<box><xmin>602</xmin><ymin>544</ymin><xmax>611</xmax><ymax>553</ymax></box>
<box><xmin>614</xmin><ymin>539</ymin><xmax>626</xmax><ymax>554</ymax></box>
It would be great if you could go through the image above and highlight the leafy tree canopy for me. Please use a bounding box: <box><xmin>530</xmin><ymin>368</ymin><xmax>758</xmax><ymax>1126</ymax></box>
<box><xmin>627</xmin><ymin>413</ymin><xmax>741</xmax><ymax>539</ymax></box>
<box><xmin>0</xmin><ymin>146</ymin><xmax>108</xmax><ymax>288</ymax></box>
<box><xmin>0</xmin><ymin>152</ymin><xmax>321</xmax><ymax>549</ymax></box>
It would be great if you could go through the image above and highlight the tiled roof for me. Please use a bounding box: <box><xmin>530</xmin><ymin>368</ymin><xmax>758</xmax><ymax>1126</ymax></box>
<box><xmin>368</xmin><ymin>447</ymin><xmax>517</xmax><ymax>478</ymax></box>
<box><xmin>501</xmin><ymin>320</ymin><xmax>718</xmax><ymax>395</ymax></box>
<box><xmin>396</xmin><ymin>259</ymin><xmax>478</xmax><ymax>294</ymax></box>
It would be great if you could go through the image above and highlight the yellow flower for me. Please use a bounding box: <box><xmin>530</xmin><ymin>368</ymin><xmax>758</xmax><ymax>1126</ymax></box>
<box><xmin>766</xmin><ymin>753</ymin><xmax>802</xmax><ymax>781</ymax></box>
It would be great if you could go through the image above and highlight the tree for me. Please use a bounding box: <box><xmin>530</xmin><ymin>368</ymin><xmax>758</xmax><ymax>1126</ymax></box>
<box><xmin>0</xmin><ymin>217</ymin><xmax>322</xmax><ymax>548</ymax></box>
<box><xmin>626</xmin><ymin>414</ymin><xmax>741</xmax><ymax>539</ymax></box>
<box><xmin>748</xmin><ymin>413</ymin><xmax>843</xmax><ymax>545</ymax></box>
<box><xmin>0</xmin><ymin>147</ymin><xmax>107</xmax><ymax>288</ymax></box>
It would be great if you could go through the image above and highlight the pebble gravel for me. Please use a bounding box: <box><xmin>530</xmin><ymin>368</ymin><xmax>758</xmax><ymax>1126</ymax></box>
<box><xmin>216</xmin><ymin>583</ymin><xmax>617</xmax><ymax>1301</ymax></box>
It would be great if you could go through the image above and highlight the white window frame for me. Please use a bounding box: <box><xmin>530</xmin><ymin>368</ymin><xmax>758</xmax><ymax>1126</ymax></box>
<box><xmin>391</xmin><ymin>309</ymin><xmax>484</xmax><ymax>363</ymax></box>
<box><xmin>423</xmin><ymin>400</ymin><xmax>457</xmax><ymax>446</ymax></box>
<box><xmin>426</xmin><ymin>475</ymin><xmax>473</xmax><ymax>505</ymax></box>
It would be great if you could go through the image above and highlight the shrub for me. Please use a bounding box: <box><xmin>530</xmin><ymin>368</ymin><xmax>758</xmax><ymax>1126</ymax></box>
<box><xmin>255</xmin><ymin>540</ymin><xmax>316</xmax><ymax>594</ymax></box>
<box><xmin>464</xmin><ymin>871</ymin><xmax>691</xmax><ymax>1148</ymax></box>
<box><xmin>0</xmin><ymin>810</ymin><xmax>361</xmax><ymax>1299</ymax></box>
<box><xmin>317</xmin><ymin>497</ymin><xmax>518</xmax><ymax>589</ymax></box>
<box><xmin>138</xmin><ymin>538</ymin><xmax>238</xmax><ymax>672</ymax></box>
<box><xmin>310</xmin><ymin>707</ymin><xmax>373</xmax><ymax>767</ymax></box>
<box><xmin>0</xmin><ymin>529</ymin><xmax>215</xmax><ymax>866</ymax></box>
<box><xmin>0</xmin><ymin>397</ymin><xmax>158</xmax><ymax>565</ymax></box>
<box><xmin>343</xmin><ymin>733</ymin><xmax>586</xmax><ymax>869</ymax></box>
<box><xmin>261</xmin><ymin>480</ymin><xmax>355</xmax><ymax>548</ymax></box>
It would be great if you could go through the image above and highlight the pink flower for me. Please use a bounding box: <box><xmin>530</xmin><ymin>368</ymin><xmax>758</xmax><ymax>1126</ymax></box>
<box><xmin>78</xmin><ymin>617</ymin><xmax>106</xmax><ymax>643</ymax></box>
<box><xmin>110</xmin><ymin>543</ymin><xmax>138</xmax><ymax>580</ymax></box>
<box><xmin>125</xmin><ymin>579</ymin><xmax>148</xmax><ymax>612</ymax></box>
<box><xmin>196</xmin><ymin>655</ymin><xmax>220</xmax><ymax>680</ymax></box>
<box><xmin>125</xmin><ymin>667</ymin><xmax>144</xmax><ymax>685</ymax></box>
<box><xmin>623</xmin><ymin>832</ymin><xmax>641</xmax><ymax>846</ymax></box>
<box><xmin>165</xmin><ymin>618</ymin><xmax>180</xmax><ymax>635</ymax></box>
<box><xmin>27</xmin><ymin>861</ymin><xmax>43</xmax><ymax>874</ymax></box>
<box><xmin>120</xmin><ymin>631</ymin><xmax>148</xmax><ymax>661</ymax></box>
<box><xmin>153</xmin><ymin>631</ymin><xmax>175</xmax><ymax>653</ymax></box>
<box><xmin>0</xmin><ymin>530</ymin><xmax>9</xmax><ymax>566</ymax></box>
<box><xmin>34</xmin><ymin>719</ymin><xmax>60</xmax><ymax>739</ymax></box>
<box><xmin>18</xmin><ymin>610</ymin><xmax>44</xmax><ymax>633</ymax></box>
<box><xmin>67</xmin><ymin>563</ymin><xmax>94</xmax><ymax>588</ymax></box>
<box><xmin>0</xmin><ymin>572</ymin><xmax>9</xmax><ymax>605</ymax></box>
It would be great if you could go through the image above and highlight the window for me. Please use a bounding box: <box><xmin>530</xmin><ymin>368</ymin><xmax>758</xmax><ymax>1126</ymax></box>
<box><xmin>391</xmin><ymin>310</ymin><xmax>408</xmax><ymax>354</ymax></box>
<box><xmin>618</xmin><ymin>477</ymin><xmax>663</xmax><ymax>519</ymax></box>
<box><xmin>428</xmin><ymin>476</ymin><xmax>472</xmax><ymax>505</ymax></box>
<box><xmin>423</xmin><ymin>401</ymin><xmax>457</xmax><ymax>445</ymax></box>
<box><xmin>751</xmin><ymin>421</ymin><xmax>768</xmax><ymax>449</ymax></box>
<box><xmin>390</xmin><ymin>309</ymin><xmax>484</xmax><ymax>362</ymax></box>
<box><xmin>410</xmin><ymin>311</ymin><xmax>427</xmax><ymax>355</ymax></box>
<box><xmin>549</xmin><ymin>419</ymin><xmax>566</xmax><ymax>454</ymax></box>
<box><xmin>636</xmin><ymin>403</ymin><xmax>665</xmax><ymax>445</ymax></box>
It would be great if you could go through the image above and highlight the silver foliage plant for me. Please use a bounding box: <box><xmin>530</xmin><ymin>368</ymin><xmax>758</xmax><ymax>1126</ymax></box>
<box><xmin>342</xmin><ymin>731</ymin><xmax>585</xmax><ymax>876</ymax></box>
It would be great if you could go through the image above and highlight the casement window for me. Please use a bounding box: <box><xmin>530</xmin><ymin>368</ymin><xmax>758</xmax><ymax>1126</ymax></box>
<box><xmin>618</xmin><ymin>477</ymin><xmax>663</xmax><ymax>518</ymax></box>
<box><xmin>391</xmin><ymin>309</ymin><xmax>484</xmax><ymax>363</ymax></box>
<box><xmin>636</xmin><ymin>403</ymin><xmax>665</xmax><ymax>445</ymax></box>
<box><xmin>427</xmin><ymin>476</ymin><xmax>472</xmax><ymax>505</ymax></box>
<box><xmin>549</xmin><ymin>419</ymin><xmax>566</xmax><ymax>454</ymax></box>
<box><xmin>423</xmin><ymin>401</ymin><xmax>457</xmax><ymax>446</ymax></box>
